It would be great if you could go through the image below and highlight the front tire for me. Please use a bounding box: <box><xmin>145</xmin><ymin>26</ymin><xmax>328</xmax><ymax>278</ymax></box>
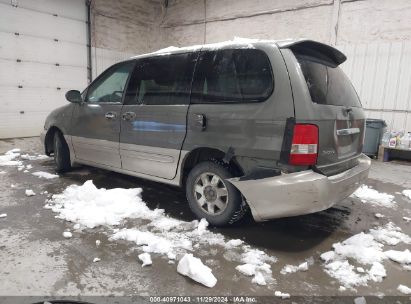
<box><xmin>185</xmin><ymin>161</ymin><xmax>247</xmax><ymax>226</ymax></box>
<box><xmin>53</xmin><ymin>132</ymin><xmax>71</xmax><ymax>172</ymax></box>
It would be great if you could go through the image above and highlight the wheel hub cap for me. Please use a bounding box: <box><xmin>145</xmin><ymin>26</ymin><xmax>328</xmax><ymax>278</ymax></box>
<box><xmin>193</xmin><ymin>172</ymin><xmax>229</xmax><ymax>215</ymax></box>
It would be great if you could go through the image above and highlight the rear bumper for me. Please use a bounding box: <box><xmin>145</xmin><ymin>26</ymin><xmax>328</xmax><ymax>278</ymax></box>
<box><xmin>227</xmin><ymin>154</ymin><xmax>371</xmax><ymax>222</ymax></box>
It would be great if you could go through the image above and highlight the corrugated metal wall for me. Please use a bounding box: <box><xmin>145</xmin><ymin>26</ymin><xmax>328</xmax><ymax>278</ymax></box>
<box><xmin>338</xmin><ymin>42</ymin><xmax>411</xmax><ymax>132</ymax></box>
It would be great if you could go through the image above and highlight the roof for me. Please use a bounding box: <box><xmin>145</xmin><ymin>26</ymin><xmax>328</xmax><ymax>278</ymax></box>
<box><xmin>128</xmin><ymin>37</ymin><xmax>346</xmax><ymax>65</ymax></box>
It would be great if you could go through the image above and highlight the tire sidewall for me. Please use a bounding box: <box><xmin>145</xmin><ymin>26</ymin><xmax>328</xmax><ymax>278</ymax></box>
<box><xmin>53</xmin><ymin>132</ymin><xmax>70</xmax><ymax>172</ymax></box>
<box><xmin>186</xmin><ymin>161</ymin><xmax>242</xmax><ymax>226</ymax></box>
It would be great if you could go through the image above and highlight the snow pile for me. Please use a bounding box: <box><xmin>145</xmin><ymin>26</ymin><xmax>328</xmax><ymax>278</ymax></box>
<box><xmin>332</xmin><ymin>232</ymin><xmax>385</xmax><ymax>264</ymax></box>
<box><xmin>45</xmin><ymin>180</ymin><xmax>163</xmax><ymax>228</ymax></box>
<box><xmin>225</xmin><ymin>239</ymin><xmax>243</xmax><ymax>248</ymax></box>
<box><xmin>0</xmin><ymin>149</ymin><xmax>22</xmax><ymax>166</ymax></box>
<box><xmin>352</xmin><ymin>185</ymin><xmax>396</xmax><ymax>208</ymax></box>
<box><xmin>369</xmin><ymin>223</ymin><xmax>411</xmax><ymax>245</ymax></box>
<box><xmin>398</xmin><ymin>284</ymin><xmax>411</xmax><ymax>295</ymax></box>
<box><xmin>280</xmin><ymin>261</ymin><xmax>309</xmax><ymax>274</ymax></box>
<box><xmin>138</xmin><ymin>253</ymin><xmax>152</xmax><ymax>267</ymax></box>
<box><xmin>146</xmin><ymin>37</ymin><xmax>261</xmax><ymax>56</ymax></box>
<box><xmin>32</xmin><ymin>171</ymin><xmax>59</xmax><ymax>179</ymax></box>
<box><xmin>402</xmin><ymin>190</ymin><xmax>411</xmax><ymax>200</ymax></box>
<box><xmin>321</xmin><ymin>222</ymin><xmax>411</xmax><ymax>288</ymax></box>
<box><xmin>111</xmin><ymin>229</ymin><xmax>174</xmax><ymax>254</ymax></box>
<box><xmin>25</xmin><ymin>189</ymin><xmax>36</xmax><ymax>196</ymax></box>
<box><xmin>45</xmin><ymin>180</ymin><xmax>278</xmax><ymax>288</ymax></box>
<box><xmin>177</xmin><ymin>253</ymin><xmax>217</xmax><ymax>288</ymax></box>
<box><xmin>235</xmin><ymin>248</ymin><xmax>277</xmax><ymax>286</ymax></box>
<box><xmin>149</xmin><ymin>217</ymin><xmax>184</xmax><ymax>231</ymax></box>
<box><xmin>20</xmin><ymin>154</ymin><xmax>49</xmax><ymax>160</ymax></box>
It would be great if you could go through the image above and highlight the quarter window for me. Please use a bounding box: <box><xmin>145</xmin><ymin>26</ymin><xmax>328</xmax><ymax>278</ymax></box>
<box><xmin>124</xmin><ymin>53</ymin><xmax>196</xmax><ymax>105</ymax></box>
<box><xmin>191</xmin><ymin>49</ymin><xmax>273</xmax><ymax>103</ymax></box>
<box><xmin>86</xmin><ymin>61</ymin><xmax>134</xmax><ymax>103</ymax></box>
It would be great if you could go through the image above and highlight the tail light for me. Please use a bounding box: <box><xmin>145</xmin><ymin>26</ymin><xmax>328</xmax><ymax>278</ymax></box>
<box><xmin>289</xmin><ymin>124</ymin><xmax>319</xmax><ymax>166</ymax></box>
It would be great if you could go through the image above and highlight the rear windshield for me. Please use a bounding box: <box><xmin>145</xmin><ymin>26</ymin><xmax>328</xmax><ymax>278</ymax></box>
<box><xmin>296</xmin><ymin>55</ymin><xmax>361</xmax><ymax>107</ymax></box>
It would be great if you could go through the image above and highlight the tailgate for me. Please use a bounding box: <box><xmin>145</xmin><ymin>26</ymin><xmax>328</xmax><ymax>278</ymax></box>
<box><xmin>279</xmin><ymin>40</ymin><xmax>365</xmax><ymax>176</ymax></box>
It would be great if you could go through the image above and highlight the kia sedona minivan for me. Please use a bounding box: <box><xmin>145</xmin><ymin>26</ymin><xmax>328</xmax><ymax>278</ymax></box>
<box><xmin>41</xmin><ymin>39</ymin><xmax>371</xmax><ymax>226</ymax></box>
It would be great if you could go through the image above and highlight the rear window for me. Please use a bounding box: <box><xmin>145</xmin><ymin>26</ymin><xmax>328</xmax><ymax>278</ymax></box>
<box><xmin>191</xmin><ymin>49</ymin><xmax>273</xmax><ymax>103</ymax></box>
<box><xmin>296</xmin><ymin>55</ymin><xmax>361</xmax><ymax>107</ymax></box>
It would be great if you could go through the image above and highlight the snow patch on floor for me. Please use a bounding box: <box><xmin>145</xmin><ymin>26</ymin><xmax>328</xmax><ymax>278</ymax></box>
<box><xmin>321</xmin><ymin>222</ymin><xmax>410</xmax><ymax>288</ymax></box>
<box><xmin>20</xmin><ymin>154</ymin><xmax>49</xmax><ymax>161</ymax></box>
<box><xmin>402</xmin><ymin>190</ymin><xmax>411</xmax><ymax>200</ymax></box>
<box><xmin>398</xmin><ymin>284</ymin><xmax>411</xmax><ymax>294</ymax></box>
<box><xmin>0</xmin><ymin>149</ymin><xmax>22</xmax><ymax>166</ymax></box>
<box><xmin>45</xmin><ymin>180</ymin><xmax>277</xmax><ymax>287</ymax></box>
<box><xmin>0</xmin><ymin>213</ymin><xmax>7</xmax><ymax>218</ymax></box>
<box><xmin>274</xmin><ymin>291</ymin><xmax>290</xmax><ymax>299</ymax></box>
<box><xmin>32</xmin><ymin>171</ymin><xmax>59</xmax><ymax>179</ymax></box>
<box><xmin>25</xmin><ymin>189</ymin><xmax>36</xmax><ymax>196</ymax></box>
<box><xmin>280</xmin><ymin>261</ymin><xmax>309</xmax><ymax>274</ymax></box>
<box><xmin>353</xmin><ymin>297</ymin><xmax>366</xmax><ymax>304</ymax></box>
<box><xmin>352</xmin><ymin>185</ymin><xmax>396</xmax><ymax>208</ymax></box>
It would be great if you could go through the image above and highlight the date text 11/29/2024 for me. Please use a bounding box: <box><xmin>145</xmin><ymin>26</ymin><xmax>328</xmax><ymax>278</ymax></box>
<box><xmin>149</xmin><ymin>296</ymin><xmax>257</xmax><ymax>303</ymax></box>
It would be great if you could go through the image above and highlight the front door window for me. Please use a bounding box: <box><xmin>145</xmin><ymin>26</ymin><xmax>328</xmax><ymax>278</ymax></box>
<box><xmin>87</xmin><ymin>62</ymin><xmax>134</xmax><ymax>103</ymax></box>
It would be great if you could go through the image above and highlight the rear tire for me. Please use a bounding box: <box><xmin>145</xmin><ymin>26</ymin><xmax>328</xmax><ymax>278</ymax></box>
<box><xmin>185</xmin><ymin>161</ymin><xmax>247</xmax><ymax>226</ymax></box>
<box><xmin>53</xmin><ymin>132</ymin><xmax>71</xmax><ymax>172</ymax></box>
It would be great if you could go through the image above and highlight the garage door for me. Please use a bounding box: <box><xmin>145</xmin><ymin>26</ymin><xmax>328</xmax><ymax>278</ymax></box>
<box><xmin>0</xmin><ymin>0</ymin><xmax>88</xmax><ymax>138</ymax></box>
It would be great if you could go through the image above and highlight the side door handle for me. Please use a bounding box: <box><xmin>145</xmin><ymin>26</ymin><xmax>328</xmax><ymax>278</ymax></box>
<box><xmin>122</xmin><ymin>112</ymin><xmax>136</xmax><ymax>121</ymax></box>
<box><xmin>105</xmin><ymin>112</ymin><xmax>117</xmax><ymax>119</ymax></box>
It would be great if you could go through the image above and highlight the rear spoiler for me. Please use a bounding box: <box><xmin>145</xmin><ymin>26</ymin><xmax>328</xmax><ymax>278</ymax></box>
<box><xmin>276</xmin><ymin>39</ymin><xmax>347</xmax><ymax>66</ymax></box>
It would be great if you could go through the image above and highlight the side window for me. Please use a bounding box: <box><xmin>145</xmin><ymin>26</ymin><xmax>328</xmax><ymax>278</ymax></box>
<box><xmin>191</xmin><ymin>49</ymin><xmax>274</xmax><ymax>103</ymax></box>
<box><xmin>124</xmin><ymin>53</ymin><xmax>196</xmax><ymax>105</ymax></box>
<box><xmin>86</xmin><ymin>61</ymin><xmax>134</xmax><ymax>103</ymax></box>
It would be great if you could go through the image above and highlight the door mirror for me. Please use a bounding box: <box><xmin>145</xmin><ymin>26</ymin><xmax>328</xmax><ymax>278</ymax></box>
<box><xmin>65</xmin><ymin>90</ymin><xmax>83</xmax><ymax>103</ymax></box>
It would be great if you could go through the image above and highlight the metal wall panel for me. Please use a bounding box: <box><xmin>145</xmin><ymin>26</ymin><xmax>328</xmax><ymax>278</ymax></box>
<box><xmin>338</xmin><ymin>42</ymin><xmax>411</xmax><ymax>131</ymax></box>
<box><xmin>0</xmin><ymin>60</ymin><xmax>86</xmax><ymax>89</ymax></box>
<box><xmin>0</xmin><ymin>3</ymin><xmax>86</xmax><ymax>44</ymax></box>
<box><xmin>0</xmin><ymin>1</ymin><xmax>87</xmax><ymax>138</ymax></box>
<box><xmin>0</xmin><ymin>32</ymin><xmax>87</xmax><ymax>67</ymax></box>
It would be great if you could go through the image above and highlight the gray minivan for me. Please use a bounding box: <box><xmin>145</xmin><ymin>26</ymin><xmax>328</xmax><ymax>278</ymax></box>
<box><xmin>41</xmin><ymin>39</ymin><xmax>371</xmax><ymax>226</ymax></box>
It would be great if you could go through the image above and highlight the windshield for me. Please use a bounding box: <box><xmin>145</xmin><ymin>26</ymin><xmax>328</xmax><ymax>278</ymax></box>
<box><xmin>296</xmin><ymin>55</ymin><xmax>362</xmax><ymax>107</ymax></box>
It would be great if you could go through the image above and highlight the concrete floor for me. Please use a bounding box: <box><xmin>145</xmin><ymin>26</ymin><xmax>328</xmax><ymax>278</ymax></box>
<box><xmin>0</xmin><ymin>137</ymin><xmax>410</xmax><ymax>301</ymax></box>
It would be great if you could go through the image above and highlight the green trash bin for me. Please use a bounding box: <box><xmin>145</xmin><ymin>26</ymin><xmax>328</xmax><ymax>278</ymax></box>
<box><xmin>363</xmin><ymin>119</ymin><xmax>387</xmax><ymax>157</ymax></box>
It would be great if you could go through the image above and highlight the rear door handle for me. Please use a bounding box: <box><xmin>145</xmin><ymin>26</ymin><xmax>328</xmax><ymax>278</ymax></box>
<box><xmin>105</xmin><ymin>112</ymin><xmax>117</xmax><ymax>119</ymax></box>
<box><xmin>122</xmin><ymin>112</ymin><xmax>136</xmax><ymax>121</ymax></box>
<box><xmin>192</xmin><ymin>113</ymin><xmax>206</xmax><ymax>131</ymax></box>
